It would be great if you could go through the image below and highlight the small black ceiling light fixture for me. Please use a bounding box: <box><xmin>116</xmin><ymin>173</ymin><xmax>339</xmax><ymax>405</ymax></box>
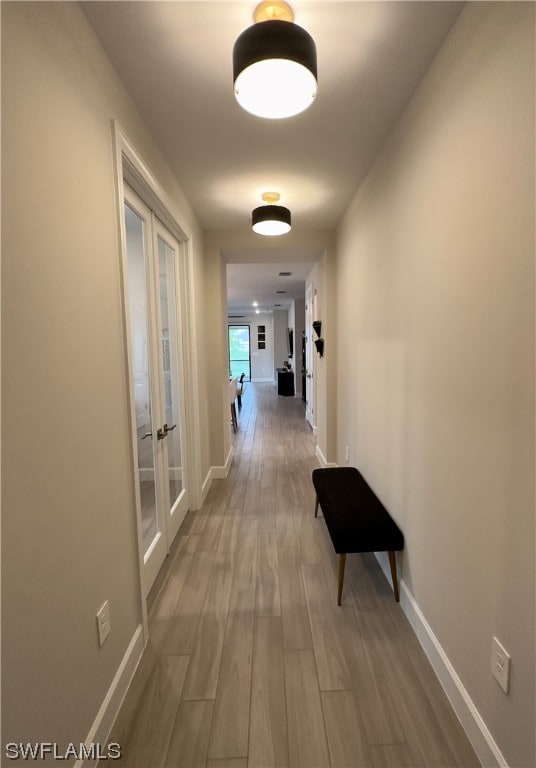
<box><xmin>252</xmin><ymin>191</ymin><xmax>291</xmax><ymax>236</ymax></box>
<box><xmin>233</xmin><ymin>1</ymin><xmax>317</xmax><ymax>120</ymax></box>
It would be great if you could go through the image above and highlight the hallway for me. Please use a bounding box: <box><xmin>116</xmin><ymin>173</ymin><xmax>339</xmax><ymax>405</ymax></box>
<box><xmin>107</xmin><ymin>384</ymin><xmax>478</xmax><ymax>768</ymax></box>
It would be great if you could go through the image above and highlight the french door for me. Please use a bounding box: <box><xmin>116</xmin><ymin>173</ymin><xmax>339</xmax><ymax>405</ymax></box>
<box><xmin>122</xmin><ymin>185</ymin><xmax>189</xmax><ymax>596</ymax></box>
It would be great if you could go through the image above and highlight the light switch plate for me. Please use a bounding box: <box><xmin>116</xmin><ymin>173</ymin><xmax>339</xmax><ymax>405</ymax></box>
<box><xmin>491</xmin><ymin>636</ymin><xmax>510</xmax><ymax>693</ymax></box>
<box><xmin>97</xmin><ymin>600</ymin><xmax>111</xmax><ymax>647</ymax></box>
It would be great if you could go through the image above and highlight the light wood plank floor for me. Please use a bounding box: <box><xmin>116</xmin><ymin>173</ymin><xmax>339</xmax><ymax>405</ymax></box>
<box><xmin>107</xmin><ymin>384</ymin><xmax>480</xmax><ymax>768</ymax></box>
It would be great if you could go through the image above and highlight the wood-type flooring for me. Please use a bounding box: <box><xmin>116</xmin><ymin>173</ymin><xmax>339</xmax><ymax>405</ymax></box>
<box><xmin>106</xmin><ymin>383</ymin><xmax>480</xmax><ymax>768</ymax></box>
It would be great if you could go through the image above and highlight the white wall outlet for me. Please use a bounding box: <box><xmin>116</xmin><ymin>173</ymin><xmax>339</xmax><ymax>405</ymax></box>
<box><xmin>491</xmin><ymin>636</ymin><xmax>510</xmax><ymax>693</ymax></box>
<box><xmin>96</xmin><ymin>600</ymin><xmax>111</xmax><ymax>647</ymax></box>
<box><xmin>345</xmin><ymin>446</ymin><xmax>349</xmax><ymax>462</ymax></box>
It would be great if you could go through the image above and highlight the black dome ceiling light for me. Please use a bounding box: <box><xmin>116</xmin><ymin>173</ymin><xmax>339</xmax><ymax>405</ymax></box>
<box><xmin>252</xmin><ymin>192</ymin><xmax>291</xmax><ymax>236</ymax></box>
<box><xmin>233</xmin><ymin>1</ymin><xmax>318</xmax><ymax>120</ymax></box>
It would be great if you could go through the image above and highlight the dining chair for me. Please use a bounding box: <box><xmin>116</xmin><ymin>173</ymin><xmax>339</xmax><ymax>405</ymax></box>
<box><xmin>229</xmin><ymin>377</ymin><xmax>238</xmax><ymax>432</ymax></box>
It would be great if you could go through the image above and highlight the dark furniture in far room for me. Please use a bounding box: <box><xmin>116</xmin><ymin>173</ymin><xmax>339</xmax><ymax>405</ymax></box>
<box><xmin>277</xmin><ymin>368</ymin><xmax>294</xmax><ymax>396</ymax></box>
<box><xmin>236</xmin><ymin>372</ymin><xmax>245</xmax><ymax>410</ymax></box>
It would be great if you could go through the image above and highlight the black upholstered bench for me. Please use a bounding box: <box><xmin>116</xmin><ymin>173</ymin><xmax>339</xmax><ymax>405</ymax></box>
<box><xmin>312</xmin><ymin>467</ymin><xmax>404</xmax><ymax>605</ymax></box>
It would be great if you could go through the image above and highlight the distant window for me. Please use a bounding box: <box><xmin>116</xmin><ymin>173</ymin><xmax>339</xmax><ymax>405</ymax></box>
<box><xmin>228</xmin><ymin>325</ymin><xmax>251</xmax><ymax>380</ymax></box>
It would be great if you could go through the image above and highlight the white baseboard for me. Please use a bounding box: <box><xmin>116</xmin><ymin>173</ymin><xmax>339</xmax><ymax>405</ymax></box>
<box><xmin>198</xmin><ymin>447</ymin><xmax>234</xmax><ymax>506</ymax></box>
<box><xmin>315</xmin><ymin>445</ymin><xmax>337</xmax><ymax>468</ymax></box>
<box><xmin>211</xmin><ymin>446</ymin><xmax>234</xmax><ymax>480</ymax></box>
<box><xmin>201</xmin><ymin>469</ymin><xmax>212</xmax><ymax>504</ymax></box>
<box><xmin>76</xmin><ymin>624</ymin><xmax>144</xmax><ymax>768</ymax></box>
<box><xmin>374</xmin><ymin>553</ymin><xmax>507</xmax><ymax>768</ymax></box>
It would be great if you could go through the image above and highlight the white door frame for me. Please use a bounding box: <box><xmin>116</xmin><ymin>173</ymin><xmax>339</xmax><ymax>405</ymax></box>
<box><xmin>305</xmin><ymin>284</ymin><xmax>316</xmax><ymax>430</ymax></box>
<box><xmin>151</xmin><ymin>216</ymin><xmax>190</xmax><ymax>545</ymax></box>
<box><xmin>112</xmin><ymin>121</ymin><xmax>202</xmax><ymax>639</ymax></box>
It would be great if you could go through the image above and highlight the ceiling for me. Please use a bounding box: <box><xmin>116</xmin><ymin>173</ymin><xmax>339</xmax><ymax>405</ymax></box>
<box><xmin>82</xmin><ymin>0</ymin><xmax>463</xmax><ymax>310</ymax></box>
<box><xmin>227</xmin><ymin>260</ymin><xmax>314</xmax><ymax>314</ymax></box>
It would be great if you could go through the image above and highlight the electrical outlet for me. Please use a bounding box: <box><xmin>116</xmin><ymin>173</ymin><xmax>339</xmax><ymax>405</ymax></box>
<box><xmin>345</xmin><ymin>446</ymin><xmax>349</xmax><ymax>462</ymax></box>
<box><xmin>491</xmin><ymin>636</ymin><xmax>510</xmax><ymax>693</ymax></box>
<box><xmin>96</xmin><ymin>600</ymin><xmax>111</xmax><ymax>647</ymax></box>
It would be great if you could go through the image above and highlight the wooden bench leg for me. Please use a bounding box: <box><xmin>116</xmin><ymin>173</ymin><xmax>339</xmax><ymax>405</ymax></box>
<box><xmin>314</xmin><ymin>496</ymin><xmax>319</xmax><ymax>518</ymax></box>
<box><xmin>337</xmin><ymin>553</ymin><xmax>346</xmax><ymax>606</ymax></box>
<box><xmin>388</xmin><ymin>551</ymin><xmax>400</xmax><ymax>602</ymax></box>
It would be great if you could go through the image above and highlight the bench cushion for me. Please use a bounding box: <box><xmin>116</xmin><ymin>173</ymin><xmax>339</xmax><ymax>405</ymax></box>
<box><xmin>312</xmin><ymin>467</ymin><xmax>404</xmax><ymax>555</ymax></box>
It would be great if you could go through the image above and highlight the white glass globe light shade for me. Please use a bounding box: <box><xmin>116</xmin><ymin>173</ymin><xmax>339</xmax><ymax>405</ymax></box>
<box><xmin>234</xmin><ymin>58</ymin><xmax>317</xmax><ymax>119</ymax></box>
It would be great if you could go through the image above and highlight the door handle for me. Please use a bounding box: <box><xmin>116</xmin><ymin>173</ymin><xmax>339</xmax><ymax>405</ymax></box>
<box><xmin>154</xmin><ymin>424</ymin><xmax>176</xmax><ymax>441</ymax></box>
<box><xmin>141</xmin><ymin>432</ymin><xmax>152</xmax><ymax>440</ymax></box>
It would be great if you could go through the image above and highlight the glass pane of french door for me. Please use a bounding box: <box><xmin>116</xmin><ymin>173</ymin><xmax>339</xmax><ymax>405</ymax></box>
<box><xmin>123</xmin><ymin>201</ymin><xmax>160</xmax><ymax>556</ymax></box>
<box><xmin>157</xmin><ymin>234</ymin><xmax>184</xmax><ymax>509</ymax></box>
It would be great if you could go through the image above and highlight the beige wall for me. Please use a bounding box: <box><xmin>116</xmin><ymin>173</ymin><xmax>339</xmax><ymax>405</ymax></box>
<box><xmin>2</xmin><ymin>1</ymin><xmax>208</xmax><ymax>752</ymax></box>
<box><xmin>204</xmin><ymin>233</ymin><xmax>235</xmax><ymax>471</ymax></box>
<box><xmin>336</xmin><ymin>3</ymin><xmax>535</xmax><ymax>766</ymax></box>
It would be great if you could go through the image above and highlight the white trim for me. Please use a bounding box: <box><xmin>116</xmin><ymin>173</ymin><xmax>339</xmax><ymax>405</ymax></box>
<box><xmin>199</xmin><ymin>444</ymin><xmax>234</xmax><ymax>502</ymax></box>
<box><xmin>112</xmin><ymin>120</ymin><xmax>205</xmax><ymax>630</ymax></box>
<box><xmin>76</xmin><ymin>625</ymin><xmax>144</xmax><ymax>768</ymax></box>
<box><xmin>211</xmin><ymin>446</ymin><xmax>234</xmax><ymax>479</ymax></box>
<box><xmin>111</xmin><ymin>127</ymin><xmax>148</xmax><ymax>640</ymax></box>
<box><xmin>196</xmin><ymin>450</ymin><xmax>234</xmax><ymax>507</ymax></box>
<box><xmin>113</xmin><ymin>123</ymin><xmax>192</xmax><ymax>242</ymax></box>
<box><xmin>201</xmin><ymin>469</ymin><xmax>212</xmax><ymax>505</ymax></box>
<box><xmin>312</xmin><ymin>425</ymin><xmax>318</xmax><ymax>436</ymax></box>
<box><xmin>315</xmin><ymin>445</ymin><xmax>337</xmax><ymax>468</ymax></box>
<box><xmin>374</xmin><ymin>553</ymin><xmax>508</xmax><ymax>768</ymax></box>
<box><xmin>211</xmin><ymin>466</ymin><xmax>229</xmax><ymax>479</ymax></box>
